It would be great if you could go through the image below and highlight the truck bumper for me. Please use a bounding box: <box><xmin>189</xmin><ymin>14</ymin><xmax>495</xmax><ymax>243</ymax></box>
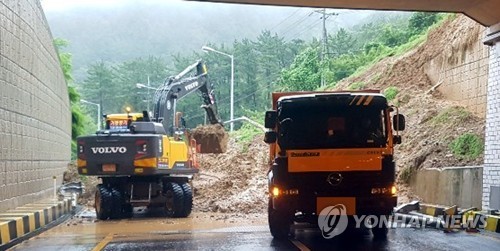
<box><xmin>272</xmin><ymin>195</ymin><xmax>397</xmax><ymax>216</ymax></box>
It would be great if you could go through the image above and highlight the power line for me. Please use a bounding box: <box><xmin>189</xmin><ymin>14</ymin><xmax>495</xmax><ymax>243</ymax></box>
<box><xmin>269</xmin><ymin>8</ymin><xmax>302</xmax><ymax>32</ymax></box>
<box><xmin>286</xmin><ymin>18</ymin><xmax>322</xmax><ymax>40</ymax></box>
<box><xmin>279</xmin><ymin>11</ymin><xmax>315</xmax><ymax>37</ymax></box>
<box><xmin>187</xmin><ymin>82</ymin><xmax>275</xmax><ymax>121</ymax></box>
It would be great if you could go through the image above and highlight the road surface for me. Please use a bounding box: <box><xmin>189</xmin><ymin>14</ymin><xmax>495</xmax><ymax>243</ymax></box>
<box><xmin>9</xmin><ymin>208</ymin><xmax>500</xmax><ymax>251</ymax></box>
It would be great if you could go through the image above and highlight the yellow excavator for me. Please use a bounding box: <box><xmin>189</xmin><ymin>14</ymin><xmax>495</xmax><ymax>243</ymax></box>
<box><xmin>77</xmin><ymin>60</ymin><xmax>226</xmax><ymax>220</ymax></box>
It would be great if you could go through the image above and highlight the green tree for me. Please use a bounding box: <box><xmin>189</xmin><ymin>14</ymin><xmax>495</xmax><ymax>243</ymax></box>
<box><xmin>278</xmin><ymin>46</ymin><xmax>321</xmax><ymax>91</ymax></box>
<box><xmin>328</xmin><ymin>28</ymin><xmax>357</xmax><ymax>57</ymax></box>
<box><xmin>113</xmin><ymin>56</ymin><xmax>170</xmax><ymax>112</ymax></box>
<box><xmin>54</xmin><ymin>38</ymin><xmax>89</xmax><ymax>158</ymax></box>
<box><xmin>408</xmin><ymin>12</ymin><xmax>439</xmax><ymax>35</ymax></box>
<box><xmin>80</xmin><ymin>61</ymin><xmax>118</xmax><ymax>115</ymax></box>
<box><xmin>378</xmin><ymin>24</ymin><xmax>408</xmax><ymax>47</ymax></box>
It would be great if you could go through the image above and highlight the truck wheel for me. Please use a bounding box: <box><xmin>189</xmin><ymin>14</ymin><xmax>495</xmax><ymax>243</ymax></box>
<box><xmin>179</xmin><ymin>182</ymin><xmax>193</xmax><ymax>217</ymax></box>
<box><xmin>122</xmin><ymin>204</ymin><xmax>133</xmax><ymax>218</ymax></box>
<box><xmin>95</xmin><ymin>184</ymin><xmax>112</xmax><ymax>220</ymax></box>
<box><xmin>371</xmin><ymin>216</ymin><xmax>388</xmax><ymax>239</ymax></box>
<box><xmin>268</xmin><ymin>198</ymin><xmax>292</xmax><ymax>239</ymax></box>
<box><xmin>164</xmin><ymin>182</ymin><xmax>184</xmax><ymax>218</ymax></box>
<box><xmin>110</xmin><ymin>187</ymin><xmax>125</xmax><ymax>219</ymax></box>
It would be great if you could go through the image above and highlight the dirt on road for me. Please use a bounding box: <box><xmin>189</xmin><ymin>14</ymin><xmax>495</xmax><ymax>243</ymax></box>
<box><xmin>193</xmin><ymin>136</ymin><xmax>269</xmax><ymax>215</ymax></box>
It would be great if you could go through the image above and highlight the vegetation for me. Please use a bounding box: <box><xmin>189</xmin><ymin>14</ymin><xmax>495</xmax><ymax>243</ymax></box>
<box><xmin>384</xmin><ymin>86</ymin><xmax>399</xmax><ymax>101</ymax></box>
<box><xmin>449</xmin><ymin>133</ymin><xmax>483</xmax><ymax>160</ymax></box>
<box><xmin>54</xmin><ymin>38</ymin><xmax>90</xmax><ymax>159</ymax></box>
<box><xmin>348</xmin><ymin>82</ymin><xmax>367</xmax><ymax>90</ymax></box>
<box><xmin>231</xmin><ymin>109</ymin><xmax>264</xmax><ymax>150</ymax></box>
<box><xmin>431</xmin><ymin>107</ymin><xmax>471</xmax><ymax>125</ymax></box>
<box><xmin>70</xmin><ymin>11</ymin><xmax>446</xmax><ymax>133</ymax></box>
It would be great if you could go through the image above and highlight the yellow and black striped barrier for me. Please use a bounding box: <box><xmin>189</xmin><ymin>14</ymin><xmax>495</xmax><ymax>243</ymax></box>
<box><xmin>420</xmin><ymin>203</ymin><xmax>500</xmax><ymax>233</ymax></box>
<box><xmin>0</xmin><ymin>199</ymin><xmax>72</xmax><ymax>247</ymax></box>
<box><xmin>485</xmin><ymin>215</ymin><xmax>500</xmax><ymax>233</ymax></box>
<box><xmin>419</xmin><ymin>204</ymin><xmax>446</xmax><ymax>217</ymax></box>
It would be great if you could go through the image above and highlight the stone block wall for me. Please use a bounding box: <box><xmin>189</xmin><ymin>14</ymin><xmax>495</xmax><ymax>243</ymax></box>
<box><xmin>0</xmin><ymin>0</ymin><xmax>71</xmax><ymax>212</ymax></box>
<box><xmin>484</xmin><ymin>41</ymin><xmax>500</xmax><ymax>210</ymax></box>
<box><xmin>425</xmin><ymin>21</ymin><xmax>490</xmax><ymax>117</ymax></box>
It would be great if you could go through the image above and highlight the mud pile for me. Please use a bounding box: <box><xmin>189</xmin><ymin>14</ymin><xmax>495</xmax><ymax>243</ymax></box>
<box><xmin>191</xmin><ymin>124</ymin><xmax>228</xmax><ymax>153</ymax></box>
<box><xmin>63</xmin><ymin>163</ymin><xmax>99</xmax><ymax>206</ymax></box>
<box><xmin>193</xmin><ymin>136</ymin><xmax>268</xmax><ymax>214</ymax></box>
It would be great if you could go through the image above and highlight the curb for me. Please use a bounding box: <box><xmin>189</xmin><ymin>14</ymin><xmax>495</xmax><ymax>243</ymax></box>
<box><xmin>419</xmin><ymin>203</ymin><xmax>500</xmax><ymax>233</ymax></box>
<box><xmin>0</xmin><ymin>199</ymin><xmax>72</xmax><ymax>248</ymax></box>
<box><xmin>419</xmin><ymin>204</ymin><xmax>446</xmax><ymax>217</ymax></box>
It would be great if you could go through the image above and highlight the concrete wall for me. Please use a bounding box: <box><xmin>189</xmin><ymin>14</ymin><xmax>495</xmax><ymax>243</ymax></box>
<box><xmin>0</xmin><ymin>0</ymin><xmax>71</xmax><ymax>212</ymax></box>
<box><xmin>483</xmin><ymin>30</ymin><xmax>500</xmax><ymax>210</ymax></box>
<box><xmin>410</xmin><ymin>166</ymin><xmax>482</xmax><ymax>209</ymax></box>
<box><xmin>425</xmin><ymin>21</ymin><xmax>489</xmax><ymax>117</ymax></box>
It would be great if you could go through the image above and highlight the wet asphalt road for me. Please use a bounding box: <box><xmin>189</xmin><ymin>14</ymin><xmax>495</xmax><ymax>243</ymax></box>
<box><xmin>10</xmin><ymin>209</ymin><xmax>500</xmax><ymax>251</ymax></box>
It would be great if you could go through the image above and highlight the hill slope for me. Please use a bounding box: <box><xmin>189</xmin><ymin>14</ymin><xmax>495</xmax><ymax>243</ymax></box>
<box><xmin>332</xmin><ymin>15</ymin><xmax>485</xmax><ymax>183</ymax></box>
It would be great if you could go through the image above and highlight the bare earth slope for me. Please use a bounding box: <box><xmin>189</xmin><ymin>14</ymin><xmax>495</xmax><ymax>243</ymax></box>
<box><xmin>332</xmin><ymin>15</ymin><xmax>485</xmax><ymax>191</ymax></box>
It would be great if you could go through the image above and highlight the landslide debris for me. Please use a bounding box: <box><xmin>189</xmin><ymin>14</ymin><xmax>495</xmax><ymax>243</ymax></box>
<box><xmin>63</xmin><ymin>162</ymin><xmax>99</xmax><ymax>206</ymax></box>
<box><xmin>332</xmin><ymin>15</ymin><xmax>485</xmax><ymax>184</ymax></box>
<box><xmin>191</xmin><ymin>124</ymin><xmax>229</xmax><ymax>153</ymax></box>
<box><xmin>193</xmin><ymin>136</ymin><xmax>268</xmax><ymax>214</ymax></box>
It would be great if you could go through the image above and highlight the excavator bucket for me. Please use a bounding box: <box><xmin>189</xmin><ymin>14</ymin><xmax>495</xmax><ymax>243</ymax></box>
<box><xmin>190</xmin><ymin>124</ymin><xmax>228</xmax><ymax>153</ymax></box>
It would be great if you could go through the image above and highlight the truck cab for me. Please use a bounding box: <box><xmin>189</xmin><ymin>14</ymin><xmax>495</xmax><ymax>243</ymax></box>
<box><xmin>264</xmin><ymin>91</ymin><xmax>405</xmax><ymax>239</ymax></box>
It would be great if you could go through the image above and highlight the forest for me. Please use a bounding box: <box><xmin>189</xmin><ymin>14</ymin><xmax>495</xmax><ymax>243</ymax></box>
<box><xmin>53</xmin><ymin>9</ymin><xmax>444</xmax><ymax>150</ymax></box>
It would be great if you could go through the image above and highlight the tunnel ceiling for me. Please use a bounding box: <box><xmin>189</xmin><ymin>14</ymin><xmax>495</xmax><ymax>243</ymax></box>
<box><xmin>194</xmin><ymin>0</ymin><xmax>500</xmax><ymax>26</ymax></box>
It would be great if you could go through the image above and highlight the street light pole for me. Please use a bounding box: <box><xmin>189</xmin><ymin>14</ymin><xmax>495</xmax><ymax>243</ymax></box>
<box><xmin>147</xmin><ymin>76</ymin><xmax>150</xmax><ymax>112</ymax></box>
<box><xmin>81</xmin><ymin>99</ymin><xmax>101</xmax><ymax>130</ymax></box>
<box><xmin>201</xmin><ymin>46</ymin><xmax>234</xmax><ymax>131</ymax></box>
<box><xmin>136</xmin><ymin>80</ymin><xmax>155</xmax><ymax>112</ymax></box>
<box><xmin>230</xmin><ymin>55</ymin><xmax>234</xmax><ymax>132</ymax></box>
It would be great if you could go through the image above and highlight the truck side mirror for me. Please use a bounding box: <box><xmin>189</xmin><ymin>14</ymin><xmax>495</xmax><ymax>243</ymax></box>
<box><xmin>393</xmin><ymin>114</ymin><xmax>405</xmax><ymax>131</ymax></box>
<box><xmin>393</xmin><ymin>135</ymin><xmax>402</xmax><ymax>144</ymax></box>
<box><xmin>264</xmin><ymin>131</ymin><xmax>277</xmax><ymax>144</ymax></box>
<box><xmin>265</xmin><ymin>111</ymin><xmax>277</xmax><ymax>129</ymax></box>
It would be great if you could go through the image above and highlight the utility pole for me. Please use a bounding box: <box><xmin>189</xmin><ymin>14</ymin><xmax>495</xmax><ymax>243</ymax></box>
<box><xmin>146</xmin><ymin>75</ymin><xmax>150</xmax><ymax>112</ymax></box>
<box><xmin>314</xmin><ymin>9</ymin><xmax>338</xmax><ymax>87</ymax></box>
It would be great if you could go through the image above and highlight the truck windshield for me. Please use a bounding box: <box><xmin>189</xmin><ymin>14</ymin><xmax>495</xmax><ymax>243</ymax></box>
<box><xmin>278</xmin><ymin>106</ymin><xmax>387</xmax><ymax>149</ymax></box>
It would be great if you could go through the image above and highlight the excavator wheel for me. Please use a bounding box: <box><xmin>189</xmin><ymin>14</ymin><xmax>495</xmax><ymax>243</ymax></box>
<box><xmin>179</xmin><ymin>182</ymin><xmax>193</xmax><ymax>217</ymax></box>
<box><xmin>95</xmin><ymin>184</ymin><xmax>112</xmax><ymax>220</ymax></box>
<box><xmin>110</xmin><ymin>187</ymin><xmax>126</xmax><ymax>219</ymax></box>
<box><xmin>164</xmin><ymin>182</ymin><xmax>185</xmax><ymax>218</ymax></box>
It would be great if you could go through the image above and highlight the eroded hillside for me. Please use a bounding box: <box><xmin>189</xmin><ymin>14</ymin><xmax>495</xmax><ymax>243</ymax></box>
<box><xmin>332</xmin><ymin>15</ymin><xmax>486</xmax><ymax>184</ymax></box>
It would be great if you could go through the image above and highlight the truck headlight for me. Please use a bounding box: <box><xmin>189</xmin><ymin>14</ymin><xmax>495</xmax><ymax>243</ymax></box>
<box><xmin>371</xmin><ymin>186</ymin><xmax>397</xmax><ymax>195</ymax></box>
<box><xmin>272</xmin><ymin>187</ymin><xmax>280</xmax><ymax>197</ymax></box>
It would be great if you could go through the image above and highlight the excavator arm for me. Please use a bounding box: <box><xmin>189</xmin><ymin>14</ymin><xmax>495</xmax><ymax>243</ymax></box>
<box><xmin>153</xmin><ymin>60</ymin><xmax>222</xmax><ymax>135</ymax></box>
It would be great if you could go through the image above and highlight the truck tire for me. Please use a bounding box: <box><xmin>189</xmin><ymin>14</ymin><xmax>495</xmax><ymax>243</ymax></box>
<box><xmin>371</xmin><ymin>216</ymin><xmax>389</xmax><ymax>239</ymax></box>
<box><xmin>164</xmin><ymin>182</ymin><xmax>184</xmax><ymax>218</ymax></box>
<box><xmin>179</xmin><ymin>182</ymin><xmax>193</xmax><ymax>217</ymax></box>
<box><xmin>95</xmin><ymin>184</ymin><xmax>112</xmax><ymax>220</ymax></box>
<box><xmin>122</xmin><ymin>204</ymin><xmax>133</xmax><ymax>218</ymax></box>
<box><xmin>110</xmin><ymin>187</ymin><xmax>125</xmax><ymax>219</ymax></box>
<box><xmin>268</xmin><ymin>198</ymin><xmax>292</xmax><ymax>239</ymax></box>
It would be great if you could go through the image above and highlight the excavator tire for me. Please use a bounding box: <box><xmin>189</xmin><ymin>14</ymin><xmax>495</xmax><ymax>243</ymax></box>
<box><xmin>164</xmin><ymin>182</ymin><xmax>185</xmax><ymax>218</ymax></box>
<box><xmin>179</xmin><ymin>182</ymin><xmax>193</xmax><ymax>217</ymax></box>
<box><xmin>95</xmin><ymin>184</ymin><xmax>112</xmax><ymax>220</ymax></box>
<box><xmin>110</xmin><ymin>187</ymin><xmax>125</xmax><ymax>219</ymax></box>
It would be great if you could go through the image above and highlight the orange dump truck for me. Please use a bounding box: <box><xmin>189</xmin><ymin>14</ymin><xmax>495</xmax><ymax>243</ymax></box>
<box><xmin>264</xmin><ymin>91</ymin><xmax>405</xmax><ymax>238</ymax></box>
